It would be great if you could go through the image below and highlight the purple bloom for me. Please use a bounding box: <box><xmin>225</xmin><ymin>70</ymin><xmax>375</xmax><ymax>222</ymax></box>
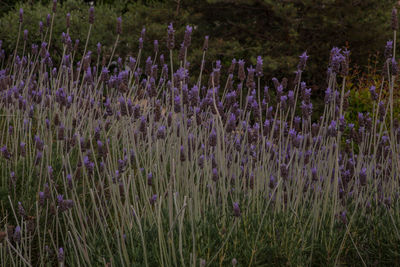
<box><xmin>325</xmin><ymin>87</ymin><xmax>332</xmax><ymax>103</ymax></box>
<box><xmin>52</xmin><ymin>0</ymin><xmax>57</xmax><ymax>13</ymax></box>
<box><xmin>154</xmin><ymin>40</ymin><xmax>159</xmax><ymax>53</ymax></box>
<box><xmin>384</xmin><ymin>40</ymin><xmax>393</xmax><ymax>59</ymax></box>
<box><xmin>233</xmin><ymin>202</ymin><xmax>241</xmax><ymax>217</ymax></box>
<box><xmin>138</xmin><ymin>37</ymin><xmax>143</xmax><ymax>49</ymax></box>
<box><xmin>89</xmin><ymin>6</ymin><xmax>94</xmax><ymax>24</ymax></box>
<box><xmin>157</xmin><ymin>125</ymin><xmax>166</xmax><ymax>139</ymax></box>
<box><xmin>1</xmin><ymin>146</ymin><xmax>11</xmax><ymax>160</ymax></box>
<box><xmin>359</xmin><ymin>168</ymin><xmax>367</xmax><ymax>186</ymax></box>
<box><xmin>198</xmin><ymin>154</ymin><xmax>205</xmax><ymax>169</ymax></box>
<box><xmin>46</xmin><ymin>14</ymin><xmax>51</xmax><ymax>27</ymax></box>
<box><xmin>13</xmin><ymin>226</ymin><xmax>21</xmax><ymax>243</ymax></box>
<box><xmin>67</xmin><ymin>174</ymin><xmax>73</xmax><ymax>189</ymax></box>
<box><xmin>57</xmin><ymin>194</ymin><xmax>64</xmax><ymax>205</ymax></box>
<box><xmin>392</xmin><ymin>7</ymin><xmax>398</xmax><ymax>30</ymax></box>
<box><xmin>369</xmin><ymin>86</ymin><xmax>378</xmax><ymax>101</ymax></box>
<box><xmin>147</xmin><ymin>172</ymin><xmax>153</xmax><ymax>186</ymax></box>
<box><xmin>23</xmin><ymin>29</ymin><xmax>28</xmax><ymax>41</ymax></box>
<box><xmin>139</xmin><ymin>116</ymin><xmax>147</xmax><ymax>133</ymax></box>
<box><xmin>18</xmin><ymin>202</ymin><xmax>26</xmax><ymax>218</ymax></box>
<box><xmin>203</xmin><ymin>36</ymin><xmax>209</xmax><ymax>51</ymax></box>
<box><xmin>66</xmin><ymin>13</ymin><xmax>71</xmax><ymax>28</ymax></box>
<box><xmin>209</xmin><ymin>128</ymin><xmax>217</xmax><ymax>147</ymax></box>
<box><xmin>116</xmin><ymin>17</ymin><xmax>122</xmax><ymax>34</ymax></box>
<box><xmin>19</xmin><ymin>8</ymin><xmax>23</xmax><ymax>23</ymax></box>
<box><xmin>39</xmin><ymin>192</ymin><xmax>45</xmax><ymax>206</ymax></box>
<box><xmin>212</xmin><ymin>168</ymin><xmax>219</xmax><ymax>182</ymax></box>
<box><xmin>183</xmin><ymin>25</ymin><xmax>193</xmax><ymax>48</ymax></box>
<box><xmin>238</xmin><ymin>60</ymin><xmax>246</xmax><ymax>82</ymax></box>
<box><xmin>167</xmin><ymin>23</ymin><xmax>175</xmax><ymax>50</ymax></box>
<box><xmin>58</xmin><ymin>247</ymin><xmax>64</xmax><ymax>262</ymax></box>
<box><xmin>297</xmin><ymin>51</ymin><xmax>309</xmax><ymax>71</ymax></box>
<box><xmin>392</xmin><ymin>58</ymin><xmax>398</xmax><ymax>76</ymax></box>
<box><xmin>180</xmin><ymin>146</ymin><xmax>186</xmax><ymax>162</ymax></box>
<box><xmin>150</xmin><ymin>194</ymin><xmax>157</xmax><ymax>205</ymax></box>
<box><xmin>256</xmin><ymin>56</ymin><xmax>263</xmax><ymax>77</ymax></box>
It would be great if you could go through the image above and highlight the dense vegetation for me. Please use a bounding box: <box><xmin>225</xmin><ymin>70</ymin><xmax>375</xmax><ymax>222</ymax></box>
<box><xmin>0</xmin><ymin>1</ymin><xmax>400</xmax><ymax>266</ymax></box>
<box><xmin>0</xmin><ymin>0</ymin><xmax>395</xmax><ymax>86</ymax></box>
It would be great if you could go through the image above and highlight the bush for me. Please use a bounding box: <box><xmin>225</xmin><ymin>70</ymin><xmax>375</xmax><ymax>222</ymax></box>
<box><xmin>0</xmin><ymin>0</ymin><xmax>396</xmax><ymax>88</ymax></box>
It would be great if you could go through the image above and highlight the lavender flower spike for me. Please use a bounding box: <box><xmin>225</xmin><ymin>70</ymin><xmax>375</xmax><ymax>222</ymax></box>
<box><xmin>167</xmin><ymin>23</ymin><xmax>175</xmax><ymax>50</ymax></box>
<box><xmin>392</xmin><ymin>7</ymin><xmax>398</xmax><ymax>31</ymax></box>
<box><xmin>183</xmin><ymin>25</ymin><xmax>193</xmax><ymax>48</ymax></box>
<box><xmin>19</xmin><ymin>8</ymin><xmax>23</xmax><ymax>24</ymax></box>
<box><xmin>66</xmin><ymin>13</ymin><xmax>71</xmax><ymax>28</ymax></box>
<box><xmin>58</xmin><ymin>247</ymin><xmax>64</xmax><ymax>262</ymax></box>
<box><xmin>233</xmin><ymin>202</ymin><xmax>241</xmax><ymax>217</ymax></box>
<box><xmin>298</xmin><ymin>51</ymin><xmax>309</xmax><ymax>71</ymax></box>
<box><xmin>89</xmin><ymin>6</ymin><xmax>94</xmax><ymax>25</ymax></box>
<box><xmin>116</xmin><ymin>17</ymin><xmax>122</xmax><ymax>35</ymax></box>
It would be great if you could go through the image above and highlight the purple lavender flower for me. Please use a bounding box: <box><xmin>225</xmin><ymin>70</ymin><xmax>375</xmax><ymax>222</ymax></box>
<box><xmin>116</xmin><ymin>17</ymin><xmax>122</xmax><ymax>35</ymax></box>
<box><xmin>66</xmin><ymin>13</ymin><xmax>71</xmax><ymax>28</ymax></box>
<box><xmin>1</xmin><ymin>146</ymin><xmax>12</xmax><ymax>160</ymax></box>
<box><xmin>369</xmin><ymin>86</ymin><xmax>378</xmax><ymax>101</ymax></box>
<box><xmin>52</xmin><ymin>0</ymin><xmax>57</xmax><ymax>13</ymax></box>
<box><xmin>392</xmin><ymin>58</ymin><xmax>398</xmax><ymax>76</ymax></box>
<box><xmin>392</xmin><ymin>7</ymin><xmax>398</xmax><ymax>30</ymax></box>
<box><xmin>23</xmin><ymin>29</ymin><xmax>28</xmax><ymax>41</ymax></box>
<box><xmin>198</xmin><ymin>154</ymin><xmax>205</xmax><ymax>169</ymax></box>
<box><xmin>57</xmin><ymin>194</ymin><xmax>64</xmax><ymax>206</ymax></box>
<box><xmin>19</xmin><ymin>8</ymin><xmax>24</xmax><ymax>23</ymax></box>
<box><xmin>58</xmin><ymin>247</ymin><xmax>64</xmax><ymax>262</ymax></box>
<box><xmin>297</xmin><ymin>51</ymin><xmax>309</xmax><ymax>71</ymax></box>
<box><xmin>10</xmin><ymin>172</ymin><xmax>16</xmax><ymax>187</ymax></box>
<box><xmin>246</xmin><ymin>66</ymin><xmax>255</xmax><ymax>89</ymax></box>
<box><xmin>255</xmin><ymin>56</ymin><xmax>263</xmax><ymax>77</ymax></box>
<box><xmin>209</xmin><ymin>128</ymin><xmax>217</xmax><ymax>147</ymax></box>
<box><xmin>233</xmin><ymin>202</ymin><xmax>241</xmax><ymax>217</ymax></box>
<box><xmin>325</xmin><ymin>87</ymin><xmax>332</xmax><ymax>104</ymax></box>
<box><xmin>140</xmin><ymin>27</ymin><xmax>146</xmax><ymax>40</ymax></box>
<box><xmin>340</xmin><ymin>211</ymin><xmax>347</xmax><ymax>224</ymax></box>
<box><xmin>232</xmin><ymin>258</ymin><xmax>238</xmax><ymax>266</ymax></box>
<box><xmin>67</xmin><ymin>174</ymin><xmax>73</xmax><ymax>189</ymax></box>
<box><xmin>46</xmin><ymin>14</ymin><xmax>51</xmax><ymax>27</ymax></box>
<box><xmin>89</xmin><ymin>6</ymin><xmax>94</xmax><ymax>24</ymax></box>
<box><xmin>238</xmin><ymin>60</ymin><xmax>246</xmax><ymax>82</ymax></box>
<box><xmin>13</xmin><ymin>226</ymin><xmax>21</xmax><ymax>243</ymax></box>
<box><xmin>154</xmin><ymin>40</ymin><xmax>159</xmax><ymax>53</ymax></box>
<box><xmin>39</xmin><ymin>192</ymin><xmax>45</xmax><ymax>206</ymax></box>
<box><xmin>327</xmin><ymin>120</ymin><xmax>337</xmax><ymax>137</ymax></box>
<box><xmin>138</xmin><ymin>37</ymin><xmax>143</xmax><ymax>49</ymax></box>
<box><xmin>226</xmin><ymin>113</ymin><xmax>236</xmax><ymax>133</ymax></box>
<box><xmin>203</xmin><ymin>36</ymin><xmax>209</xmax><ymax>51</ymax></box>
<box><xmin>47</xmin><ymin>166</ymin><xmax>54</xmax><ymax>180</ymax></box>
<box><xmin>378</xmin><ymin>101</ymin><xmax>386</xmax><ymax>119</ymax></box>
<box><xmin>150</xmin><ymin>194</ymin><xmax>157</xmax><ymax>205</ymax></box>
<box><xmin>167</xmin><ymin>23</ymin><xmax>175</xmax><ymax>50</ymax></box>
<box><xmin>212</xmin><ymin>168</ymin><xmax>219</xmax><ymax>182</ymax></box>
<box><xmin>180</xmin><ymin>145</ymin><xmax>186</xmax><ymax>162</ymax></box>
<box><xmin>147</xmin><ymin>172</ymin><xmax>153</xmax><ymax>186</ymax></box>
<box><xmin>359</xmin><ymin>167</ymin><xmax>367</xmax><ymax>186</ymax></box>
<box><xmin>18</xmin><ymin>202</ymin><xmax>26</xmax><ymax>218</ymax></box>
<box><xmin>32</xmin><ymin>43</ymin><xmax>38</xmax><ymax>55</ymax></box>
<box><xmin>384</xmin><ymin>40</ymin><xmax>393</xmax><ymax>59</ymax></box>
<box><xmin>174</xmin><ymin>95</ymin><xmax>181</xmax><ymax>113</ymax></box>
<box><xmin>183</xmin><ymin>25</ymin><xmax>193</xmax><ymax>48</ymax></box>
<box><xmin>157</xmin><ymin>125</ymin><xmax>166</xmax><ymax>139</ymax></box>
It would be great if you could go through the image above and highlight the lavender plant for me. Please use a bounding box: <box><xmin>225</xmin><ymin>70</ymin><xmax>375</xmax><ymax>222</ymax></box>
<box><xmin>0</xmin><ymin>4</ymin><xmax>399</xmax><ymax>267</ymax></box>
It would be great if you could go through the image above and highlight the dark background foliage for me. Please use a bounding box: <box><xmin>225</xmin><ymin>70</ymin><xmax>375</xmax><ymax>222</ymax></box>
<box><xmin>0</xmin><ymin>0</ymin><xmax>395</xmax><ymax>89</ymax></box>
